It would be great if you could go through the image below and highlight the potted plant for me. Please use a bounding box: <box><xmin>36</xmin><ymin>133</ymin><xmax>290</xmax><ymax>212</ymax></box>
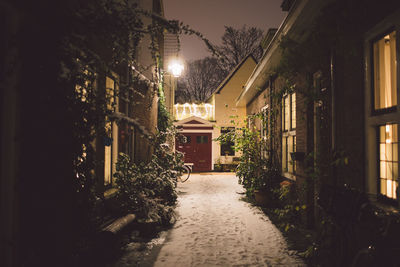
<box><xmin>253</xmin><ymin>165</ymin><xmax>280</xmax><ymax>206</ymax></box>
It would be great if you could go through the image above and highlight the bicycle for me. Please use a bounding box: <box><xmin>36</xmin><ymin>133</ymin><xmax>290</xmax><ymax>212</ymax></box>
<box><xmin>174</xmin><ymin>163</ymin><xmax>192</xmax><ymax>186</ymax></box>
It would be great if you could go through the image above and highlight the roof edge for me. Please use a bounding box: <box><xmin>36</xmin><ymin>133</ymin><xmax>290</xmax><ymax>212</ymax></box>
<box><xmin>214</xmin><ymin>54</ymin><xmax>257</xmax><ymax>94</ymax></box>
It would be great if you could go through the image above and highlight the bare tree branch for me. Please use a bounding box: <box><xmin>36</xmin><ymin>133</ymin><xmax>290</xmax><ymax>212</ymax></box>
<box><xmin>216</xmin><ymin>25</ymin><xmax>263</xmax><ymax>73</ymax></box>
<box><xmin>176</xmin><ymin>57</ymin><xmax>226</xmax><ymax>103</ymax></box>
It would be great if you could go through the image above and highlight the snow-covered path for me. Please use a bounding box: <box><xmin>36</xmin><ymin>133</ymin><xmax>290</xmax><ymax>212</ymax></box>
<box><xmin>153</xmin><ymin>173</ymin><xmax>305</xmax><ymax>267</ymax></box>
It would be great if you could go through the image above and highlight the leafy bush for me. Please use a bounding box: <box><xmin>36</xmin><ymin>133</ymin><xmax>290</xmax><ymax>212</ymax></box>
<box><xmin>272</xmin><ymin>182</ymin><xmax>306</xmax><ymax>232</ymax></box>
<box><xmin>216</xmin><ymin>115</ymin><xmax>280</xmax><ymax>198</ymax></box>
<box><xmin>113</xmin><ymin>134</ymin><xmax>184</xmax><ymax>225</ymax></box>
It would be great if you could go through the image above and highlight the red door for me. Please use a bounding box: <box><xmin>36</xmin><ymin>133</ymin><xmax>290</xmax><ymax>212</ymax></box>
<box><xmin>176</xmin><ymin>133</ymin><xmax>211</xmax><ymax>172</ymax></box>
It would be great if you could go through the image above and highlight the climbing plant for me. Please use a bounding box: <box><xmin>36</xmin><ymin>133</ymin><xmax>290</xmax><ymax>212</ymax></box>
<box><xmin>53</xmin><ymin>0</ymin><xmax>222</xmax><ymax>244</ymax></box>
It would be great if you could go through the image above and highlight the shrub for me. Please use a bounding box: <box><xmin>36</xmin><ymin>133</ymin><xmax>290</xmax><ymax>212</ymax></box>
<box><xmin>113</xmin><ymin>136</ymin><xmax>183</xmax><ymax>225</ymax></box>
<box><xmin>272</xmin><ymin>181</ymin><xmax>306</xmax><ymax>232</ymax></box>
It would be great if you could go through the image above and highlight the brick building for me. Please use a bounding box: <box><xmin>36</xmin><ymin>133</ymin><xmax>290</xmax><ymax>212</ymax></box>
<box><xmin>238</xmin><ymin>0</ymin><xmax>400</xmax><ymax>228</ymax></box>
<box><xmin>1</xmin><ymin>0</ymin><xmax>165</xmax><ymax>266</ymax></box>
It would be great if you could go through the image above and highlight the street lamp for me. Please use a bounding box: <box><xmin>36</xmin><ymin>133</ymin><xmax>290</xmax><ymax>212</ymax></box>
<box><xmin>165</xmin><ymin>58</ymin><xmax>184</xmax><ymax>120</ymax></box>
<box><xmin>168</xmin><ymin>59</ymin><xmax>184</xmax><ymax>77</ymax></box>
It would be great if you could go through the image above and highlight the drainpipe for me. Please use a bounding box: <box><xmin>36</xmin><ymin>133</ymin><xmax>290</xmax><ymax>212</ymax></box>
<box><xmin>330</xmin><ymin>48</ymin><xmax>337</xmax><ymax>186</ymax></box>
<box><xmin>269</xmin><ymin>77</ymin><xmax>273</xmax><ymax>158</ymax></box>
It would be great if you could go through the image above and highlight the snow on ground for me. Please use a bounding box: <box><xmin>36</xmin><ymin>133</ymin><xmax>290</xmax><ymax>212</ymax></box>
<box><xmin>152</xmin><ymin>173</ymin><xmax>305</xmax><ymax>267</ymax></box>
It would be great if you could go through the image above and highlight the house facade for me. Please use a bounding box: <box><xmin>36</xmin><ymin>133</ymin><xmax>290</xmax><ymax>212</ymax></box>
<box><xmin>238</xmin><ymin>0</ymin><xmax>400</xmax><ymax>229</ymax></box>
<box><xmin>0</xmin><ymin>0</ymin><xmax>165</xmax><ymax>266</ymax></box>
<box><xmin>173</xmin><ymin>55</ymin><xmax>256</xmax><ymax>171</ymax></box>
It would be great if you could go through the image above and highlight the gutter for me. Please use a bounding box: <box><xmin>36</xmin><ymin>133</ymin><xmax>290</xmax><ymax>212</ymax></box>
<box><xmin>330</xmin><ymin>49</ymin><xmax>337</xmax><ymax>186</ymax></box>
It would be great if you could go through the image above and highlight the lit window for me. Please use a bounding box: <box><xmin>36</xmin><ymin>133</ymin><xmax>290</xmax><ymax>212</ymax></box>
<box><xmin>106</xmin><ymin>76</ymin><xmax>117</xmax><ymax>112</ymax></box>
<box><xmin>379</xmin><ymin>124</ymin><xmax>399</xmax><ymax>199</ymax></box>
<box><xmin>283</xmin><ymin>96</ymin><xmax>290</xmax><ymax>131</ymax></box>
<box><xmin>261</xmin><ymin>105</ymin><xmax>269</xmax><ymax>140</ymax></box>
<box><xmin>282</xmin><ymin>93</ymin><xmax>296</xmax><ymax>175</ymax></box>
<box><xmin>104</xmin><ymin>76</ymin><xmax>119</xmax><ymax>187</ymax></box>
<box><xmin>291</xmin><ymin>94</ymin><xmax>296</xmax><ymax>129</ymax></box>
<box><xmin>261</xmin><ymin>106</ymin><xmax>270</xmax><ymax>159</ymax></box>
<box><xmin>373</xmin><ymin>31</ymin><xmax>397</xmax><ymax>110</ymax></box>
<box><xmin>282</xmin><ymin>136</ymin><xmax>296</xmax><ymax>173</ymax></box>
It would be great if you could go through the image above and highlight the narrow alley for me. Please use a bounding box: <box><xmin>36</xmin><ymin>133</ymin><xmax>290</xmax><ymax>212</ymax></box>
<box><xmin>116</xmin><ymin>173</ymin><xmax>305</xmax><ymax>267</ymax></box>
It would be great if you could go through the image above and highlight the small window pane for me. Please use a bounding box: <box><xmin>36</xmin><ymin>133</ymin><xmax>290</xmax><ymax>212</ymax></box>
<box><xmin>283</xmin><ymin>96</ymin><xmax>290</xmax><ymax>131</ymax></box>
<box><xmin>393</xmin><ymin>163</ymin><xmax>398</xmax><ymax>181</ymax></box>
<box><xmin>106</xmin><ymin>76</ymin><xmax>116</xmax><ymax>112</ymax></box>
<box><xmin>380</xmin><ymin>144</ymin><xmax>386</xmax><ymax>160</ymax></box>
<box><xmin>381</xmin><ymin>179</ymin><xmax>387</xmax><ymax>196</ymax></box>
<box><xmin>282</xmin><ymin>137</ymin><xmax>287</xmax><ymax>172</ymax></box>
<box><xmin>288</xmin><ymin>136</ymin><xmax>294</xmax><ymax>173</ymax></box>
<box><xmin>386</xmin><ymin>143</ymin><xmax>393</xmax><ymax>160</ymax></box>
<box><xmin>387</xmin><ymin>179</ymin><xmax>395</xmax><ymax>198</ymax></box>
<box><xmin>380</xmin><ymin>126</ymin><xmax>386</xmax><ymax>143</ymax></box>
<box><xmin>387</xmin><ymin>162</ymin><xmax>393</xmax><ymax>180</ymax></box>
<box><xmin>197</xmin><ymin>135</ymin><xmax>208</xmax><ymax>144</ymax></box>
<box><xmin>291</xmin><ymin>93</ymin><xmax>296</xmax><ymax>129</ymax></box>
<box><xmin>380</xmin><ymin>161</ymin><xmax>387</xmax><ymax>179</ymax></box>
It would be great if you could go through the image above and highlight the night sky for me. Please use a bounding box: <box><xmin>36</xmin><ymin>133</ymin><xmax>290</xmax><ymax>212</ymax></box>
<box><xmin>164</xmin><ymin>0</ymin><xmax>287</xmax><ymax>61</ymax></box>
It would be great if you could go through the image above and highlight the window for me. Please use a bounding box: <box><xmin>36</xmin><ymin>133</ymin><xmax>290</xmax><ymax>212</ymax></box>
<box><xmin>181</xmin><ymin>135</ymin><xmax>191</xmax><ymax>144</ymax></box>
<box><xmin>379</xmin><ymin>124</ymin><xmax>399</xmax><ymax>199</ymax></box>
<box><xmin>106</xmin><ymin>76</ymin><xmax>118</xmax><ymax>112</ymax></box>
<box><xmin>221</xmin><ymin>127</ymin><xmax>235</xmax><ymax>156</ymax></box>
<box><xmin>282</xmin><ymin>136</ymin><xmax>296</xmax><ymax>173</ymax></box>
<box><xmin>104</xmin><ymin>76</ymin><xmax>119</xmax><ymax>186</ymax></box>
<box><xmin>261</xmin><ymin>105</ymin><xmax>269</xmax><ymax>140</ymax></box>
<box><xmin>196</xmin><ymin>135</ymin><xmax>208</xmax><ymax>144</ymax></box>
<box><xmin>365</xmin><ymin>23</ymin><xmax>400</xmax><ymax>205</ymax></box>
<box><xmin>261</xmin><ymin>105</ymin><xmax>270</xmax><ymax>159</ymax></box>
<box><xmin>373</xmin><ymin>31</ymin><xmax>397</xmax><ymax>111</ymax></box>
<box><xmin>282</xmin><ymin>93</ymin><xmax>296</xmax><ymax>174</ymax></box>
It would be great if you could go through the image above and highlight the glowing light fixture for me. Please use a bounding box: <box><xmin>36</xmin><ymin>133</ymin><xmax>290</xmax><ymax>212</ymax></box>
<box><xmin>168</xmin><ymin>59</ymin><xmax>184</xmax><ymax>77</ymax></box>
<box><xmin>174</xmin><ymin>103</ymin><xmax>215</xmax><ymax>121</ymax></box>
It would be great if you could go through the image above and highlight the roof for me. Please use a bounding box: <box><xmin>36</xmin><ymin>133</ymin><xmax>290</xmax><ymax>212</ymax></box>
<box><xmin>214</xmin><ymin>54</ymin><xmax>257</xmax><ymax>95</ymax></box>
<box><xmin>236</xmin><ymin>0</ymin><xmax>334</xmax><ymax>107</ymax></box>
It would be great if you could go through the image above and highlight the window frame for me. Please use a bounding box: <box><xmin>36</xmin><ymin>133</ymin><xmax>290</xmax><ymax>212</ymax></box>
<box><xmin>261</xmin><ymin>105</ymin><xmax>269</xmax><ymax>141</ymax></box>
<box><xmin>282</xmin><ymin>92</ymin><xmax>296</xmax><ymax>178</ymax></box>
<box><xmin>364</xmin><ymin>12</ymin><xmax>400</xmax><ymax>205</ymax></box>
<box><xmin>104</xmin><ymin>74</ymin><xmax>119</xmax><ymax>188</ymax></box>
<box><xmin>370</xmin><ymin>27</ymin><xmax>398</xmax><ymax>115</ymax></box>
<box><xmin>377</xmin><ymin>123</ymin><xmax>399</xmax><ymax>202</ymax></box>
<box><xmin>261</xmin><ymin>105</ymin><xmax>270</xmax><ymax>159</ymax></box>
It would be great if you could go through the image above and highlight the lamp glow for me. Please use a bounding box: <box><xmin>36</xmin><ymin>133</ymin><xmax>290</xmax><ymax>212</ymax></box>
<box><xmin>168</xmin><ymin>60</ymin><xmax>184</xmax><ymax>77</ymax></box>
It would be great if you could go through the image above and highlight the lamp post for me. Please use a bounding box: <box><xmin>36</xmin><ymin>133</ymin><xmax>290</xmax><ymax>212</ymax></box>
<box><xmin>165</xmin><ymin>59</ymin><xmax>184</xmax><ymax>117</ymax></box>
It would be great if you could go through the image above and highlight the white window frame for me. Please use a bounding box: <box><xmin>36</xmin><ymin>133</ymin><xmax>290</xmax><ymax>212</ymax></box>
<box><xmin>364</xmin><ymin>11</ymin><xmax>400</xmax><ymax>202</ymax></box>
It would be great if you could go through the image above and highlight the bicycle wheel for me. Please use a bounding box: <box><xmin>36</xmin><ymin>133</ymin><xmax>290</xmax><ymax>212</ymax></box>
<box><xmin>180</xmin><ymin>165</ymin><xmax>191</xmax><ymax>182</ymax></box>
